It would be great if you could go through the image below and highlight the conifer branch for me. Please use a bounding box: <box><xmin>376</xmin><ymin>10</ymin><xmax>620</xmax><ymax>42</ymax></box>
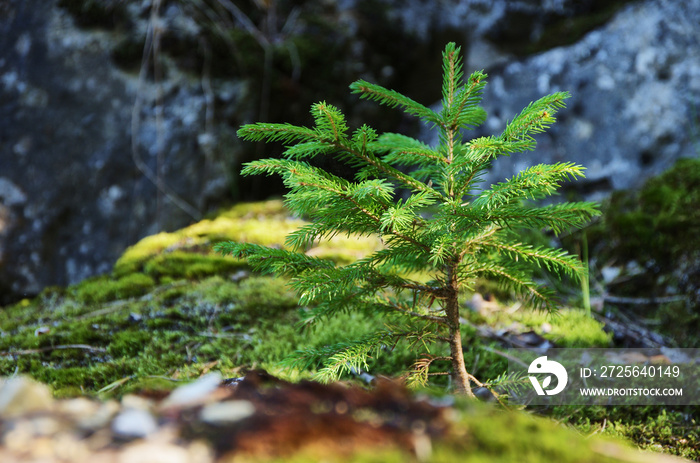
<box><xmin>441</xmin><ymin>43</ymin><xmax>462</xmax><ymax>110</ymax></box>
<box><xmin>279</xmin><ymin>331</ymin><xmax>390</xmax><ymax>375</ymax></box>
<box><xmin>373</xmin><ymin>298</ymin><xmax>448</xmax><ymax>326</ymax></box>
<box><xmin>457</xmin><ymin>224</ymin><xmax>501</xmax><ymax>260</ymax></box>
<box><xmin>310</xmin><ymin>330</ymin><xmax>404</xmax><ymax>383</ymax></box>
<box><xmin>489</xmin><ymin>92</ymin><xmax>570</xmax><ymax>155</ymax></box>
<box><xmin>213</xmin><ymin>241</ymin><xmax>334</xmax><ymax>276</ymax></box>
<box><xmin>473</xmin><ymin>162</ymin><xmax>587</xmax><ymax>210</ymax></box>
<box><xmin>484</xmin><ymin>241</ymin><xmax>585</xmax><ymax>279</ymax></box>
<box><xmin>325</xmin><ymin>182</ymin><xmax>431</xmax><ymax>252</ymax></box>
<box><xmin>350</xmin><ymin>80</ymin><xmax>440</xmax><ymax>125</ymax></box>
<box><xmin>329</xmin><ymin>140</ymin><xmax>440</xmax><ymax>198</ymax></box>
<box><xmin>483</xmin><ymin>202</ymin><xmax>601</xmax><ymax>234</ymax></box>
<box><xmin>445</xmin><ymin>71</ymin><xmax>487</xmax><ymax>130</ymax></box>
<box><xmin>394</xmin><ymin>281</ymin><xmax>450</xmax><ymax>298</ymax></box>
<box><xmin>313</xmin><ymin>101</ymin><xmax>348</xmax><ymax>141</ymax></box>
<box><xmin>237</xmin><ymin>123</ymin><xmax>319</xmax><ymax>144</ymax></box>
<box><xmin>466</xmin><ymin>262</ymin><xmax>555</xmax><ymax>311</ymax></box>
<box><xmin>382</xmin><ymin>147</ymin><xmax>448</xmax><ymax>167</ymax></box>
<box><xmin>407</xmin><ymin>355</ymin><xmax>453</xmax><ymax>388</ymax></box>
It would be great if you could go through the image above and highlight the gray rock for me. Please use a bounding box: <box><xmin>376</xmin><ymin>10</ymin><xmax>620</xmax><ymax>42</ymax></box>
<box><xmin>2</xmin><ymin>0</ymin><xmax>698</xmax><ymax>302</ymax></box>
<box><xmin>418</xmin><ymin>0</ymin><xmax>700</xmax><ymax>198</ymax></box>
<box><xmin>376</xmin><ymin>0</ymin><xmax>575</xmax><ymax>42</ymax></box>
<box><xmin>0</xmin><ymin>0</ymin><xmax>242</xmax><ymax>303</ymax></box>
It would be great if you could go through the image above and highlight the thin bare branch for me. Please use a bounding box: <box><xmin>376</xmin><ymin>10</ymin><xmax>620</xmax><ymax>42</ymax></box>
<box><xmin>1</xmin><ymin>345</ymin><xmax>107</xmax><ymax>357</ymax></box>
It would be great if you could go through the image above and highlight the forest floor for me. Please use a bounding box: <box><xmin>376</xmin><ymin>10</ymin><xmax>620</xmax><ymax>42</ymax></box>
<box><xmin>2</xmin><ymin>157</ymin><xmax>700</xmax><ymax>462</ymax></box>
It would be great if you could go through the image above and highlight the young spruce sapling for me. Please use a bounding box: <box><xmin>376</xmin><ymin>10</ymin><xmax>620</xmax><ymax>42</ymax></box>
<box><xmin>215</xmin><ymin>43</ymin><xmax>599</xmax><ymax>396</ymax></box>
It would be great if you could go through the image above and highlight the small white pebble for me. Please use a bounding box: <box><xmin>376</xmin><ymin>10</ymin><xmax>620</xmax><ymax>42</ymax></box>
<box><xmin>199</xmin><ymin>400</ymin><xmax>255</xmax><ymax>425</ymax></box>
<box><xmin>160</xmin><ymin>373</ymin><xmax>222</xmax><ymax>409</ymax></box>
<box><xmin>111</xmin><ymin>408</ymin><xmax>158</xmax><ymax>439</ymax></box>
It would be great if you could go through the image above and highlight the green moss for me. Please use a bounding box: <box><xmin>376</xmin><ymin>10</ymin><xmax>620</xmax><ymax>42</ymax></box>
<box><xmin>0</xmin><ymin>300</ymin><xmax>46</xmax><ymax>334</ymax></box>
<box><xmin>47</xmin><ymin>323</ymin><xmax>111</xmax><ymax>348</ymax></box>
<box><xmin>575</xmin><ymin>157</ymin><xmax>700</xmax><ymax>346</ymax></box>
<box><xmin>71</xmin><ymin>273</ymin><xmax>156</xmax><ymax>304</ymax></box>
<box><xmin>251</xmin><ymin>310</ymin><xmax>422</xmax><ymax>377</ymax></box>
<box><xmin>216</xmin><ymin>199</ymin><xmax>289</xmax><ymax>219</ymax></box>
<box><xmin>143</xmin><ymin>252</ymin><xmax>244</xmax><ymax>281</ymax></box>
<box><xmin>112</xmin><ymin>201</ymin><xmax>301</xmax><ymax>279</ymax></box>
<box><xmin>545</xmin><ymin>405</ymin><xmax>699</xmax><ymax>460</ymax></box>
<box><xmin>442</xmin><ymin>405</ymin><xmax>609</xmax><ymax>463</ymax></box>
<box><xmin>308</xmin><ymin>234</ymin><xmax>384</xmax><ymax>266</ymax></box>
<box><xmin>0</xmin><ymin>199</ymin><xmax>605</xmax><ymax>405</ymax></box>
<box><xmin>114</xmin><ymin>200</ymin><xmax>381</xmax><ymax>282</ymax></box>
<box><xmin>117</xmin><ymin>375</ymin><xmax>181</xmax><ymax>396</ymax></box>
<box><xmin>600</xmin><ymin>408</ymin><xmax>699</xmax><ymax>459</ymax></box>
<box><xmin>0</xmin><ymin>258</ymin><xmax>308</xmax><ymax>398</ymax></box>
<box><xmin>108</xmin><ymin>330</ymin><xmax>153</xmax><ymax>357</ymax></box>
<box><xmin>211</xmin><ymin>276</ymin><xmax>296</xmax><ymax>313</ymax></box>
<box><xmin>0</xmin><ymin>198</ymin><xmax>691</xmax><ymax>459</ymax></box>
<box><xmin>186</xmin><ymin>215</ymin><xmax>304</xmax><ymax>246</ymax></box>
<box><xmin>113</xmin><ymin>232</ymin><xmax>190</xmax><ymax>276</ymax></box>
<box><xmin>518</xmin><ymin>309</ymin><xmax>612</xmax><ymax>347</ymax></box>
<box><xmin>479</xmin><ymin>307</ymin><xmax>611</xmax><ymax>348</ymax></box>
<box><xmin>599</xmin><ymin>158</ymin><xmax>700</xmax><ymax>267</ymax></box>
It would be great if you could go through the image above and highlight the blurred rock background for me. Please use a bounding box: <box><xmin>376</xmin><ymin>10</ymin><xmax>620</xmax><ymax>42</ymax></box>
<box><xmin>1</xmin><ymin>0</ymin><xmax>699</xmax><ymax>304</ymax></box>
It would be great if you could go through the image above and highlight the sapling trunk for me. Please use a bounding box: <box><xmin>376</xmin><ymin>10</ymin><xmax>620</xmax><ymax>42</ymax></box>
<box><xmin>446</xmin><ymin>300</ymin><xmax>473</xmax><ymax>396</ymax></box>
<box><xmin>445</xmin><ymin>265</ymin><xmax>474</xmax><ymax>396</ymax></box>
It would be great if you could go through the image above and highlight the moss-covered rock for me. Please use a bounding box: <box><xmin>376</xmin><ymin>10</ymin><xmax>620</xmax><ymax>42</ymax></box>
<box><xmin>510</xmin><ymin>309</ymin><xmax>612</xmax><ymax>348</ymax></box>
<box><xmin>0</xmin><ymin>200</ymin><xmax>385</xmax><ymax>397</ymax></box>
<box><xmin>600</xmin><ymin>158</ymin><xmax>700</xmax><ymax>269</ymax></box>
<box><xmin>578</xmin><ymin>157</ymin><xmax>700</xmax><ymax>346</ymax></box>
<box><xmin>247</xmin><ymin>397</ymin><xmax>674</xmax><ymax>463</ymax></box>
<box><xmin>113</xmin><ymin>199</ymin><xmax>382</xmax><ymax>278</ymax></box>
<box><xmin>71</xmin><ymin>273</ymin><xmax>156</xmax><ymax>304</ymax></box>
<box><xmin>0</xmin><ymin>199</ymin><xmax>695</xmax><ymax>459</ymax></box>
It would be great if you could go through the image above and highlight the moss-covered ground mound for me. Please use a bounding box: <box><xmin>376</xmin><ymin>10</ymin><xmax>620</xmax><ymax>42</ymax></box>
<box><xmin>0</xmin><ymin>197</ymin><xmax>697</xmax><ymax>460</ymax></box>
<box><xmin>563</xmin><ymin>157</ymin><xmax>700</xmax><ymax>347</ymax></box>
